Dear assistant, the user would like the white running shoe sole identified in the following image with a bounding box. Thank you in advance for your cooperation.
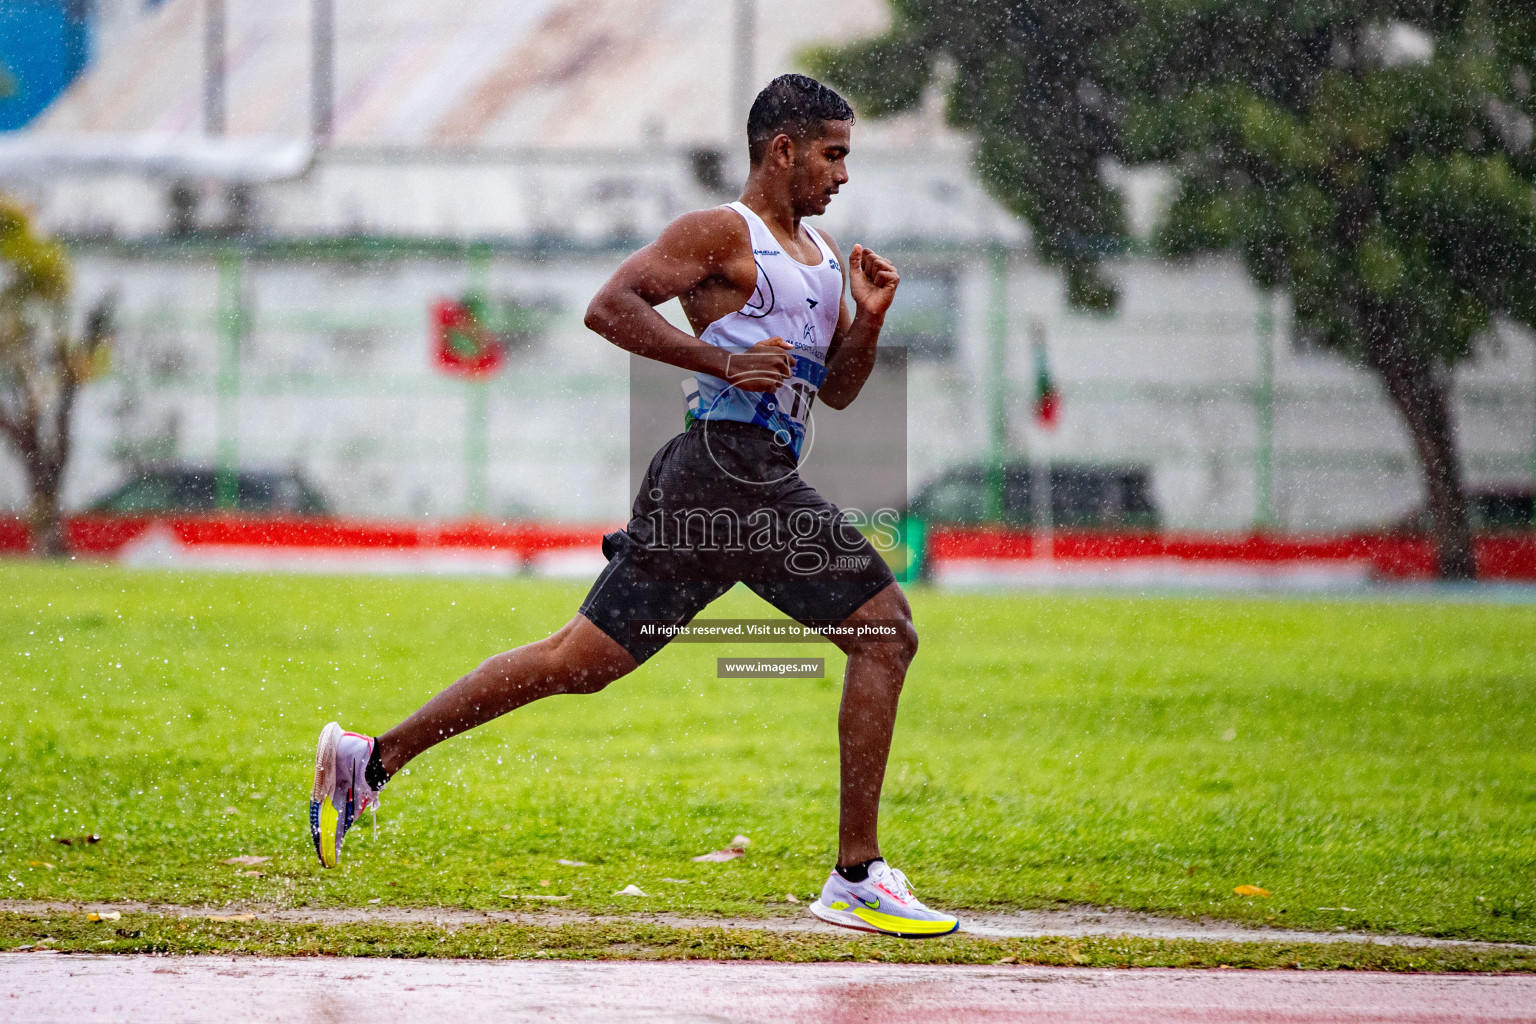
[309,722,342,867]
[809,899,885,934]
[311,721,340,803]
[808,898,960,939]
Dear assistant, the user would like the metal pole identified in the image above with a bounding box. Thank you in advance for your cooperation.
[1029,319,1052,560]
[465,244,493,517]
[985,246,1008,523]
[469,243,491,301]
[1035,456,1053,559]
[465,382,489,517]
[1255,289,1275,530]
[731,0,756,134]
[312,0,334,144]
[203,0,226,136]
[215,250,242,509]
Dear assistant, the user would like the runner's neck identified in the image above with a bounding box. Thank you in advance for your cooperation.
[735,183,812,257]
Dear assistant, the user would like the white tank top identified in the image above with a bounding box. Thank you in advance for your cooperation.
[684,201,843,457]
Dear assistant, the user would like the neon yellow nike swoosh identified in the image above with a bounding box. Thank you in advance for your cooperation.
[852,906,958,935]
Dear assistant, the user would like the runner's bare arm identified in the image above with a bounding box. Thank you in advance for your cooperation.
[817,233,899,410]
[584,210,793,392]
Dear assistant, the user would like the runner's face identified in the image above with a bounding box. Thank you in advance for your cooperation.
[791,120,851,217]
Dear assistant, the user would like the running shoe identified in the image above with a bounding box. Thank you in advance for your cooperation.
[309,722,382,868]
[808,859,960,938]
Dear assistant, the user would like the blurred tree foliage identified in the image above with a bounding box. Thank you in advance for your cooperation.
[0,197,113,555]
[809,0,1136,310]
[810,1,1536,579]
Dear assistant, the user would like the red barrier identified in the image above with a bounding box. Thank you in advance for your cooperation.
[0,515,610,561]
[3,516,1533,581]
[927,527,1536,581]
[0,517,28,552]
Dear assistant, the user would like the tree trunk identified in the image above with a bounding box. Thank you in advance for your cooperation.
[3,408,70,557]
[1361,323,1476,581]
[18,428,68,557]
[0,419,60,557]
[27,482,66,557]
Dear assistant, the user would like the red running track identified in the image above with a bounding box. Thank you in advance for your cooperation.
[1,955,1533,1023]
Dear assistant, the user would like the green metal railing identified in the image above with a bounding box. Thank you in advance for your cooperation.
[214,249,244,509]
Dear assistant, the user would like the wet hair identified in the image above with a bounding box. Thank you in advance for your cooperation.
[746,73,854,165]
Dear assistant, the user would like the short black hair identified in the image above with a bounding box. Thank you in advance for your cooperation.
[746,73,854,165]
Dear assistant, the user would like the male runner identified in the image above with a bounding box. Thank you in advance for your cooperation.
[308,74,958,939]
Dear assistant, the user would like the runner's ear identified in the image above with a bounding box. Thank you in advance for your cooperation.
[767,132,796,168]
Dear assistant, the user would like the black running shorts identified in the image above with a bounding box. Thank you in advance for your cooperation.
[579,419,897,664]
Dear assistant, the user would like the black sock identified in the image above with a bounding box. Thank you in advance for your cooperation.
[364,742,391,791]
[835,857,883,884]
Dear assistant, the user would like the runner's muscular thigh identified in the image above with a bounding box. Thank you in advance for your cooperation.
[826,582,918,663]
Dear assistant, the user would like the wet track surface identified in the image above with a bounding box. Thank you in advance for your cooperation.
[2,954,1533,1023]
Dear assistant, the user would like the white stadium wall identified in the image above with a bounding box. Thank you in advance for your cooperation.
[4,231,1531,532]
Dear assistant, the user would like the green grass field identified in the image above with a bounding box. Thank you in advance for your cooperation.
[2,563,1533,947]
